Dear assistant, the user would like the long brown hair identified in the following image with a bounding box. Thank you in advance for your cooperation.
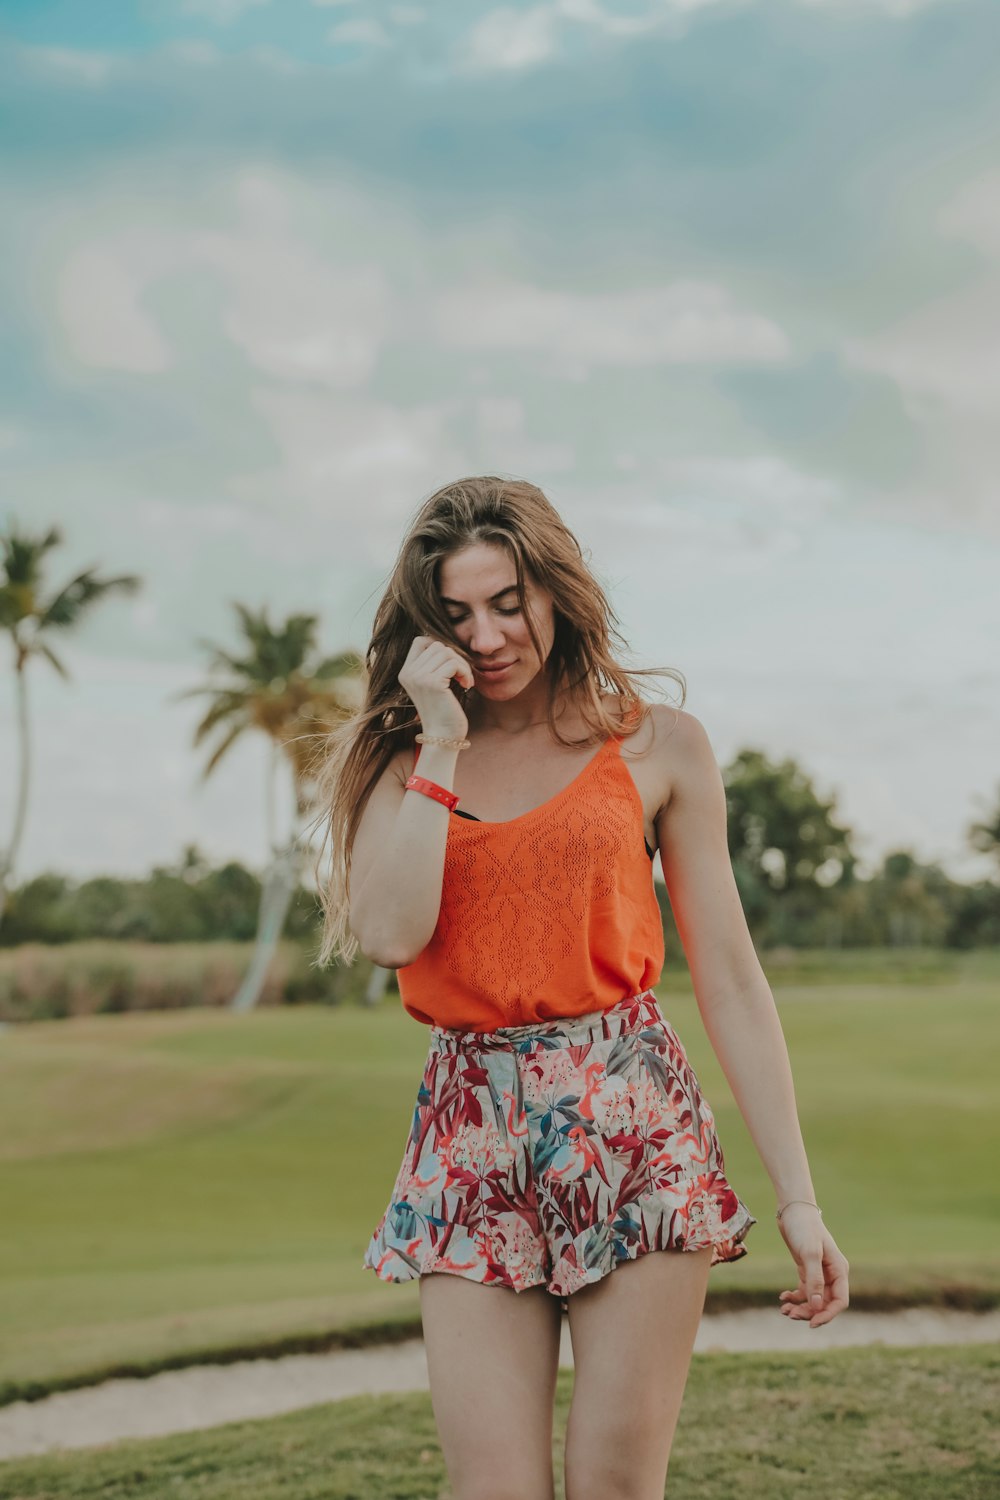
[307,475,685,966]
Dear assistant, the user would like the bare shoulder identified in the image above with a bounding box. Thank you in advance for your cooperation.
[647,704,716,766]
[618,700,714,819]
[651,705,729,850]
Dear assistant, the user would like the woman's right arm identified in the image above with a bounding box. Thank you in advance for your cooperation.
[348,740,461,968]
[348,633,474,968]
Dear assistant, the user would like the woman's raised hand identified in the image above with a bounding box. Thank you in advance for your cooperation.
[398,635,475,741]
[777,1205,850,1328]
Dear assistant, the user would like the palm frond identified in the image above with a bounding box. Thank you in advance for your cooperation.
[35,642,71,679]
[0,522,65,584]
[41,569,141,630]
[0,586,27,629]
[191,693,252,747]
[199,718,249,779]
[311,650,365,680]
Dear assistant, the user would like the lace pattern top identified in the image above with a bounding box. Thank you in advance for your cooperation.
[396,731,665,1031]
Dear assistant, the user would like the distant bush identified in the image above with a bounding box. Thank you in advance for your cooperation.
[0,940,383,1024]
[0,847,328,949]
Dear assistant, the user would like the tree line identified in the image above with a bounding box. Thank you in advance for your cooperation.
[3,818,998,956]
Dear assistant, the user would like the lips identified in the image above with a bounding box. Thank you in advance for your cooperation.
[476,661,515,673]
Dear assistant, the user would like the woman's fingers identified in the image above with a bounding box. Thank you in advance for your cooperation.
[776,1223,850,1327]
[411,639,472,680]
[400,637,474,696]
[778,1259,850,1326]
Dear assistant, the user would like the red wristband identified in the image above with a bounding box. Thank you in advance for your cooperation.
[404,774,460,812]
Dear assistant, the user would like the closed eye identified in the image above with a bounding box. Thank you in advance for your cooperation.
[447,606,521,622]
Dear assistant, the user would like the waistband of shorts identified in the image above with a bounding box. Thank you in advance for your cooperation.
[428,988,663,1053]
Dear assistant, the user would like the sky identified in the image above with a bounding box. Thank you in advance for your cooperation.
[1,0,999,889]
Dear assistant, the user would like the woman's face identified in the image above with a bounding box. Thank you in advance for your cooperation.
[436,542,555,698]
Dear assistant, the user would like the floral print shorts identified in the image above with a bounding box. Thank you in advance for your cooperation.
[363,988,757,1307]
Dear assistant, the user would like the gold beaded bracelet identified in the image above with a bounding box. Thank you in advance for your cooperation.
[775,1199,823,1222]
[415,732,472,750]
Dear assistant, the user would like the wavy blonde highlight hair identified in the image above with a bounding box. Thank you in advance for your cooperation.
[307,475,685,967]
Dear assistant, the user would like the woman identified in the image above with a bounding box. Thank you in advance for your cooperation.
[313,475,849,1500]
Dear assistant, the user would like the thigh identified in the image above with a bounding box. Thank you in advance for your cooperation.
[420,1271,564,1500]
[563,1247,712,1500]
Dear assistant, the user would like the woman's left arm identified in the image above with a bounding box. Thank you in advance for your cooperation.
[654,709,850,1328]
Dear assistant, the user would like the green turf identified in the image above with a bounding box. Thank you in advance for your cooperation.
[1,952,999,1403]
[0,1344,997,1499]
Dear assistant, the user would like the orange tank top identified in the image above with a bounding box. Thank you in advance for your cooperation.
[396,731,665,1031]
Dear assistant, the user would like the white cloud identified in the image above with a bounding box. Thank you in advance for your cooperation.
[940,169,1000,259]
[18,45,117,86]
[795,0,955,13]
[844,169,1000,421]
[454,0,952,74]
[327,18,392,46]
[431,278,790,374]
[164,39,222,65]
[177,0,272,23]
[48,172,393,385]
[835,165,1000,532]
[459,0,726,76]
[231,388,468,554]
[473,395,575,474]
[196,234,391,386]
[842,273,1000,533]
[570,453,839,581]
[844,279,1000,419]
[657,453,840,515]
[56,237,178,372]
[558,0,720,30]
[455,6,560,73]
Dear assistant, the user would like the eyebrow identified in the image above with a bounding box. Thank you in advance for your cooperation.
[439,585,519,607]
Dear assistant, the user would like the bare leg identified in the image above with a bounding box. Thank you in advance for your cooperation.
[563,1247,712,1500]
[420,1272,564,1500]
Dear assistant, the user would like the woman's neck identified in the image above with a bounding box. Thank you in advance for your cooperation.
[465,674,568,736]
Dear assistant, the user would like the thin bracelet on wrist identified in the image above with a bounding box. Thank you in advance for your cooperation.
[415,732,471,750]
[775,1199,823,1222]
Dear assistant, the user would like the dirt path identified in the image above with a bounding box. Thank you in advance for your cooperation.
[2,1308,998,1461]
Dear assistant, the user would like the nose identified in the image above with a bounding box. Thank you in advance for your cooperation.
[466,613,507,656]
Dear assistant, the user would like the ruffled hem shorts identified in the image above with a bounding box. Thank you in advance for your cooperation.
[362,988,757,1310]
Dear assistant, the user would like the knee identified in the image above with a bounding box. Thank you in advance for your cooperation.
[566,1472,664,1500]
[456,1487,553,1500]
[449,1462,554,1500]
[565,1427,672,1500]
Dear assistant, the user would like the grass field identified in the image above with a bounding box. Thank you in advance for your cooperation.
[1,949,998,1405]
[0,1344,997,1499]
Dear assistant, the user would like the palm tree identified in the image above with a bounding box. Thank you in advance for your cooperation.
[0,520,141,923]
[175,603,362,1011]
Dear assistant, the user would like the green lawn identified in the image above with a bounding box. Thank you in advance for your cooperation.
[0,1344,997,1499]
[1,951,998,1404]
